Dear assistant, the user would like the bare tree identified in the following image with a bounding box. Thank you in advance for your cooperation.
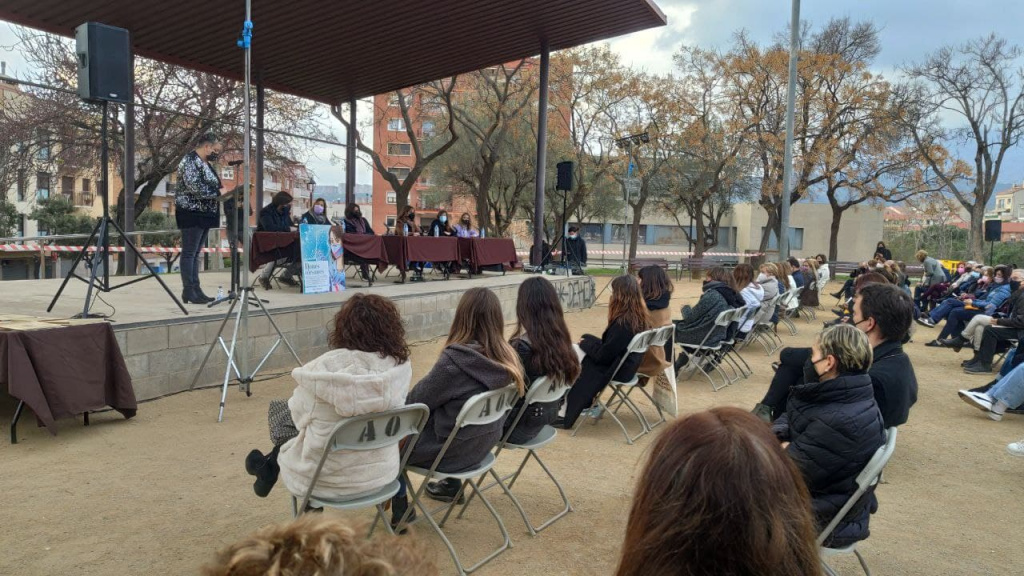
[898,34,1024,260]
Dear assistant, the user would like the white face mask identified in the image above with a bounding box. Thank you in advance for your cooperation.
[756,272,768,283]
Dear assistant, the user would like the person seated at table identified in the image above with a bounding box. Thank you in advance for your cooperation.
[564,226,588,272]
[503,277,582,445]
[454,212,480,238]
[559,275,651,429]
[396,205,425,281]
[257,192,299,289]
[392,288,524,516]
[342,203,374,235]
[242,294,412,500]
[614,408,822,576]
[429,209,459,275]
[772,324,886,548]
[299,197,330,226]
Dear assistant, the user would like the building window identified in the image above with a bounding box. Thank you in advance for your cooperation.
[574,223,604,243]
[16,169,26,201]
[162,201,171,214]
[271,172,280,183]
[387,167,411,182]
[61,175,74,195]
[385,215,397,230]
[420,121,436,137]
[762,227,804,251]
[17,216,25,238]
[386,191,397,205]
[418,173,432,186]
[36,129,50,161]
[648,225,690,246]
[82,178,91,192]
[387,118,406,131]
[611,224,647,245]
[36,172,50,201]
[221,166,235,180]
[388,142,412,156]
[388,93,410,107]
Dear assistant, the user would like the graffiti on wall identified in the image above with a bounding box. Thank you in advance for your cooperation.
[558,276,596,311]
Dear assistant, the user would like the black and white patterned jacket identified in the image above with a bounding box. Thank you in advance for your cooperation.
[175,151,220,215]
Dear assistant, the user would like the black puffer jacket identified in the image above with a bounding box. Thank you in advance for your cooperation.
[774,372,886,547]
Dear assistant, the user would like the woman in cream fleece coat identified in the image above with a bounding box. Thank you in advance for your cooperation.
[245,294,413,501]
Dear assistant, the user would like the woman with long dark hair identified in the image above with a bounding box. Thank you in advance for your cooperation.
[503,277,582,444]
[395,205,424,280]
[299,197,330,225]
[396,288,525,513]
[637,266,674,377]
[560,275,651,428]
[615,407,822,576]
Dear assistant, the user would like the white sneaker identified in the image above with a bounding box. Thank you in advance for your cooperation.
[958,390,1004,421]
[1007,439,1024,458]
[916,317,935,328]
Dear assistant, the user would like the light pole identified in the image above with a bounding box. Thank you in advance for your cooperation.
[307,176,316,207]
[615,131,649,270]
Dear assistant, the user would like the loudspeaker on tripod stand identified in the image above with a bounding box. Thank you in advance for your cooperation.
[985,220,1002,242]
[76,22,132,103]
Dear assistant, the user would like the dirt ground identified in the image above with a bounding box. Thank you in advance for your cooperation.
[2,276,1023,575]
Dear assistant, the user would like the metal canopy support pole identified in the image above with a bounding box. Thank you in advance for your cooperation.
[346,99,356,205]
[123,45,136,275]
[778,0,800,260]
[532,44,550,266]
[239,0,253,385]
[255,79,265,214]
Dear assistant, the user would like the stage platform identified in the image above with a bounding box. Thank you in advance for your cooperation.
[0,270,596,402]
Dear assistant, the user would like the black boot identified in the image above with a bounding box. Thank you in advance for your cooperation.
[948,336,968,353]
[194,287,215,304]
[245,446,280,498]
[426,478,465,504]
[181,286,204,304]
[390,495,416,534]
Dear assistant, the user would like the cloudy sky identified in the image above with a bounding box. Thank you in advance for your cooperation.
[2,0,1023,188]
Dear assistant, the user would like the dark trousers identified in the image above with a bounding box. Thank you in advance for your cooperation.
[976,326,1020,366]
[564,358,611,427]
[179,226,210,293]
[759,347,812,420]
[939,307,982,340]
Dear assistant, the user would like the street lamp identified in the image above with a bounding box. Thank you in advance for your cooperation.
[307,176,316,207]
[613,131,649,272]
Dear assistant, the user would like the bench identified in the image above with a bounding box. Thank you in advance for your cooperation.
[629,258,669,275]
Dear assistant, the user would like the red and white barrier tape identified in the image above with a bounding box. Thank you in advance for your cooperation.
[0,244,239,254]
[514,249,762,258]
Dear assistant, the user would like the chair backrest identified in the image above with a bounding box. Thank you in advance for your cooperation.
[454,385,521,429]
[649,324,675,348]
[713,308,737,327]
[816,427,899,546]
[498,376,571,449]
[625,328,661,355]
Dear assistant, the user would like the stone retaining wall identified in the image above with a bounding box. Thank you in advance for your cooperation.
[114,274,596,401]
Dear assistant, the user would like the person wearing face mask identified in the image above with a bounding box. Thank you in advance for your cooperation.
[341,203,375,282]
[396,205,425,280]
[944,268,1024,372]
[300,198,331,226]
[257,192,300,289]
[874,241,892,261]
[564,225,588,273]
[453,212,479,238]
[428,209,458,276]
[923,266,1011,341]
[754,283,918,428]
[771,323,886,549]
[175,132,224,304]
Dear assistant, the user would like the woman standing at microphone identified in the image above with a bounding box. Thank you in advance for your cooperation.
[175,132,223,304]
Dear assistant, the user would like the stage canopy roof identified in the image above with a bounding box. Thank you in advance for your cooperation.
[0,0,667,104]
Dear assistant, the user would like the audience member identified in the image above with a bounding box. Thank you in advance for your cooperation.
[673,267,744,371]
[816,254,831,284]
[832,261,869,300]
[561,275,651,428]
[914,249,945,304]
[637,265,674,374]
[201,515,438,576]
[788,257,806,288]
[300,197,331,225]
[614,408,822,576]
[923,266,1011,344]
[758,262,780,302]
[243,295,411,501]
[941,269,1024,372]
[799,258,820,308]
[503,277,581,445]
[257,192,300,289]
[959,358,1024,420]
[874,241,892,261]
[772,323,886,548]
[396,288,524,519]
[777,261,801,313]
[755,283,917,427]
[733,263,764,337]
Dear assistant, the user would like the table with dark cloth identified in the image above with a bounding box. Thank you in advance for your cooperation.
[1,323,137,443]
[382,236,461,282]
[458,238,518,275]
[249,231,389,275]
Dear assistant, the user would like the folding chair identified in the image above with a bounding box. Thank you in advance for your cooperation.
[819,427,899,576]
[778,286,803,336]
[676,309,737,391]
[610,324,675,432]
[738,294,784,355]
[571,329,660,444]
[289,404,430,536]
[458,377,573,535]
[398,385,520,576]
[719,306,757,381]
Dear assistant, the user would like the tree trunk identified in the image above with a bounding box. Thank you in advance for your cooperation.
[693,216,707,259]
[758,209,777,255]
[828,204,843,262]
[476,161,495,232]
[628,200,644,260]
[970,202,986,261]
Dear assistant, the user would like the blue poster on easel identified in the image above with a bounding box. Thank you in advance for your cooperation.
[299,224,345,294]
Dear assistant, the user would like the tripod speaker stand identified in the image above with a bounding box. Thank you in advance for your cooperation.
[47,100,188,318]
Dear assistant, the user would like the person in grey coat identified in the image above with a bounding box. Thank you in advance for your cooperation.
[674,267,744,359]
[390,288,525,529]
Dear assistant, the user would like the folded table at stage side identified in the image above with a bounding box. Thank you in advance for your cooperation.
[458,237,519,272]
[249,231,389,273]
[1,323,137,443]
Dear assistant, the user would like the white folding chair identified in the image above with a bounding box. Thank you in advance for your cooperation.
[290,404,430,537]
[719,305,757,380]
[398,385,520,576]
[739,294,784,355]
[610,324,675,431]
[571,329,659,444]
[778,286,803,336]
[458,377,573,535]
[819,427,899,576]
[677,309,736,391]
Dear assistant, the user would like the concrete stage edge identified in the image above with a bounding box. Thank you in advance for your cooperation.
[0,271,597,401]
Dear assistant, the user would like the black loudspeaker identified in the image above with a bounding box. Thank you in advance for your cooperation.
[556,161,574,191]
[985,219,1003,242]
[76,22,132,103]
